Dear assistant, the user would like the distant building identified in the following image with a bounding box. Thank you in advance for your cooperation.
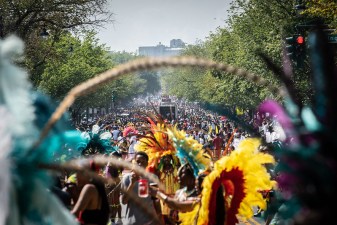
[170,39,185,48]
[138,39,185,57]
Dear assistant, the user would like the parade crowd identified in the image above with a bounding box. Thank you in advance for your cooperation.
[51,95,282,225]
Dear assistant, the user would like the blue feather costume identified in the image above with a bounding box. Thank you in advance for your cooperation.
[0,36,80,225]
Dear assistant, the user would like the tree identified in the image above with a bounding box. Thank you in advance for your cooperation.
[203,0,310,108]
[0,0,113,86]
[109,51,138,64]
[222,0,314,104]
[108,52,161,98]
[38,32,113,117]
[0,0,112,39]
[139,71,161,95]
[162,0,317,109]
[161,43,224,103]
[39,33,147,122]
[304,1,337,28]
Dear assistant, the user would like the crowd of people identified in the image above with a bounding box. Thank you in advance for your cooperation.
[1,29,335,225]
[51,95,282,225]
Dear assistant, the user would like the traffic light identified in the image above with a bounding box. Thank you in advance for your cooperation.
[285,34,306,66]
[285,36,297,59]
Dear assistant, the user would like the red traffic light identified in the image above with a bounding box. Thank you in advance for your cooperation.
[296,36,304,44]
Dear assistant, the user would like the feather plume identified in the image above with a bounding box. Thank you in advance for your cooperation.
[309,29,337,130]
[0,107,12,225]
[78,125,114,156]
[0,35,79,225]
[0,36,36,140]
[179,138,276,225]
[168,126,211,177]
[259,28,337,224]
[134,118,176,167]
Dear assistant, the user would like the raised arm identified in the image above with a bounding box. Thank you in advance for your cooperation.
[155,190,199,212]
[121,172,138,204]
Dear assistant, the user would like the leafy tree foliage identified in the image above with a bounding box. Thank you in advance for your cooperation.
[162,0,319,109]
[107,51,162,98]
[109,51,137,65]
[139,71,161,95]
[304,1,337,28]
[0,0,112,39]
[38,32,145,116]
[0,0,113,86]
[161,42,223,103]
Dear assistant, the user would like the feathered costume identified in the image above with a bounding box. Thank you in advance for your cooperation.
[257,28,337,224]
[0,36,79,225]
[135,116,180,216]
[79,124,114,156]
[134,117,176,167]
[167,126,211,177]
[122,122,138,137]
[179,138,276,225]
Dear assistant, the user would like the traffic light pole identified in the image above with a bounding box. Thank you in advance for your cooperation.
[285,34,306,68]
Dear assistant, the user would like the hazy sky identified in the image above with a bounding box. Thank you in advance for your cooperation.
[96,0,232,53]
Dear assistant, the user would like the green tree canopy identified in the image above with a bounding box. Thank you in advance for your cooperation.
[161,42,222,103]
[0,0,113,86]
[162,0,320,109]
[304,0,337,28]
[38,32,146,114]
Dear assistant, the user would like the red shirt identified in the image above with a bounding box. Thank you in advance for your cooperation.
[213,136,223,149]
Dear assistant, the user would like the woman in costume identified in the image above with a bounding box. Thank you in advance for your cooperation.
[134,116,180,224]
[71,160,109,225]
[152,138,276,225]
[164,127,212,224]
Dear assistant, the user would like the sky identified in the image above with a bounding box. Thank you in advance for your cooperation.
[96,0,232,53]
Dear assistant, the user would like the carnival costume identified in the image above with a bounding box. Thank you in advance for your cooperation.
[122,122,138,137]
[167,126,211,177]
[178,138,276,225]
[0,36,81,225]
[79,124,115,156]
[134,117,180,215]
[257,28,337,224]
[135,117,176,167]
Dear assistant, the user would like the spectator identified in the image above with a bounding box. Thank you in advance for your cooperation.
[212,133,223,159]
[121,151,159,225]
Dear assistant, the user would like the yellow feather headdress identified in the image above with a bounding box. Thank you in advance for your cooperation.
[134,118,176,167]
[179,138,276,225]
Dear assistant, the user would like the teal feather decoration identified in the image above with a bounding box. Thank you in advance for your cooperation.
[175,145,203,177]
[0,36,36,141]
[259,28,337,224]
[168,128,210,177]
[0,36,78,225]
[0,107,12,225]
[79,124,114,156]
